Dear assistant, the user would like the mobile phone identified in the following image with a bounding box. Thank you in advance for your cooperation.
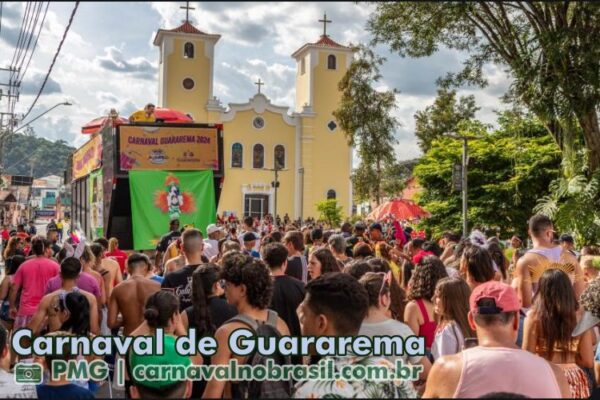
[464,337,478,349]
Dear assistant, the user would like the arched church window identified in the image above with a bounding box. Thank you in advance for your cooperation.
[231,143,243,168]
[327,189,336,200]
[327,54,336,70]
[253,144,264,169]
[301,57,306,75]
[184,42,194,58]
[274,145,285,170]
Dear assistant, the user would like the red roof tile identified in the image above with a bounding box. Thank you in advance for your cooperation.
[167,21,206,35]
[314,35,348,48]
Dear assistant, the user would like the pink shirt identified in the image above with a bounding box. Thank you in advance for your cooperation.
[12,257,60,316]
[454,347,562,398]
[45,272,101,299]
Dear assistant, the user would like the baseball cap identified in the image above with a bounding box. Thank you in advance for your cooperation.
[470,281,521,314]
[559,234,574,244]
[572,278,600,337]
[369,223,382,232]
[206,223,223,235]
[128,334,191,390]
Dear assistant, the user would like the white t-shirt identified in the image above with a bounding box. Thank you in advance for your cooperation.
[0,369,37,398]
[203,239,219,260]
[431,320,465,361]
[358,319,423,366]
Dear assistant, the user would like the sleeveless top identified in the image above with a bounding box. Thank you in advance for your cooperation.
[454,347,562,398]
[415,299,436,349]
[525,247,577,295]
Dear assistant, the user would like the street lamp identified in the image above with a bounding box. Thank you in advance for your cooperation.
[13,101,73,134]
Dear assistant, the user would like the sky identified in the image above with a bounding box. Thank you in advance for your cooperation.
[0,1,512,160]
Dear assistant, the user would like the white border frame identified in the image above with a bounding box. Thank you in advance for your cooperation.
[183,41,195,59]
[182,76,195,91]
[251,143,266,169]
[273,144,287,170]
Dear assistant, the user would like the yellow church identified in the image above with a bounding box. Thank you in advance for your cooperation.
[152,13,354,220]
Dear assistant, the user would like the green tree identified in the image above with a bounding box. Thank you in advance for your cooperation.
[414,87,479,153]
[316,199,343,227]
[369,2,600,172]
[334,45,399,205]
[415,112,561,238]
[3,133,75,178]
[351,159,415,204]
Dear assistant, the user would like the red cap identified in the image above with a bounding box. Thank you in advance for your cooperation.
[470,281,521,314]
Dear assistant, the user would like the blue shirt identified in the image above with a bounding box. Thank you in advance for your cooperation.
[150,274,164,284]
[595,343,600,362]
[37,383,94,400]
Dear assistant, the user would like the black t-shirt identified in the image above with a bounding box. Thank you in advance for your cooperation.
[185,296,237,398]
[161,264,199,311]
[185,296,237,332]
[286,255,307,283]
[51,243,61,257]
[156,230,181,253]
[270,275,305,337]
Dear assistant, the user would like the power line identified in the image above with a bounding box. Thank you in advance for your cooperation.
[0,2,4,39]
[13,2,44,84]
[21,1,79,121]
[17,2,49,86]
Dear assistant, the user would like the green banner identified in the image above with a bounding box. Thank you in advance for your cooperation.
[129,170,216,250]
[89,169,104,240]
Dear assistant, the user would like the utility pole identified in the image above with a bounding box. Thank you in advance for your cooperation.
[448,133,482,237]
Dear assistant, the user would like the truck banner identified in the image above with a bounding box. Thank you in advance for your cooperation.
[89,169,104,240]
[119,126,219,171]
[128,170,216,250]
[72,135,102,180]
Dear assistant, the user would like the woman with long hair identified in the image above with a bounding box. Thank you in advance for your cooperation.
[523,269,593,398]
[308,247,340,280]
[181,264,236,398]
[0,255,25,329]
[404,256,448,352]
[359,272,431,380]
[367,257,407,321]
[58,291,91,337]
[431,277,475,360]
[182,264,237,333]
[486,242,509,283]
[3,237,24,260]
[460,245,496,289]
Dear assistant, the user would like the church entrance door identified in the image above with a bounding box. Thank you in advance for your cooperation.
[244,194,269,219]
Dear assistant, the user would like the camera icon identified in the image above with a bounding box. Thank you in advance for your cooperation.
[14,363,43,384]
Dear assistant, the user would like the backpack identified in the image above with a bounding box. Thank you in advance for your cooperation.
[227,310,292,399]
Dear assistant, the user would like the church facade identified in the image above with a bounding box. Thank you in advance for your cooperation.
[153,18,354,220]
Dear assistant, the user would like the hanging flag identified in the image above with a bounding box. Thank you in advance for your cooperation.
[129,170,216,250]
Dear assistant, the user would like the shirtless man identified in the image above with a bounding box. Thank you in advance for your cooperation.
[513,214,584,309]
[108,253,160,335]
[92,241,123,298]
[28,257,99,335]
[163,238,186,276]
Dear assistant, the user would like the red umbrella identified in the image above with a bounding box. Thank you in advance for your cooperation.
[154,107,193,123]
[81,116,128,134]
[367,199,430,221]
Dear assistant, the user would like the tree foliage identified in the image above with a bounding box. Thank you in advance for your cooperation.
[369,2,600,172]
[316,199,343,227]
[414,87,479,153]
[334,45,399,205]
[3,133,74,178]
[414,112,561,238]
[351,159,415,204]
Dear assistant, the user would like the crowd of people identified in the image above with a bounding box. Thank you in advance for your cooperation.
[0,212,599,399]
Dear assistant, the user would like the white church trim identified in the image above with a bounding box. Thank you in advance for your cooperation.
[220,93,296,126]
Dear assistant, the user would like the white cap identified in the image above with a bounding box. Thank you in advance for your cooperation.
[206,223,223,235]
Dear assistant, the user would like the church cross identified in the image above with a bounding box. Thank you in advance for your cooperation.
[319,12,332,37]
[254,78,264,94]
[180,1,195,23]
